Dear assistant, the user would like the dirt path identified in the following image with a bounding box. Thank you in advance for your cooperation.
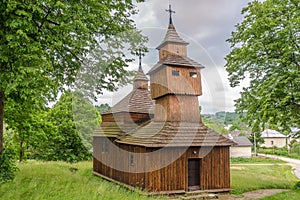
[218,189,290,200]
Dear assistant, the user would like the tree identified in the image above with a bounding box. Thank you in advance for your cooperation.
[72,91,101,149]
[248,132,264,148]
[229,122,242,132]
[225,0,300,134]
[0,1,146,154]
[96,103,111,115]
[34,91,94,162]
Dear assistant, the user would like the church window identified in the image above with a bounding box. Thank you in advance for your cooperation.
[190,72,197,78]
[172,70,179,76]
[102,139,108,153]
[130,154,134,166]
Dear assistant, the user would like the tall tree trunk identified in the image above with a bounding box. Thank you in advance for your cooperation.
[0,91,4,154]
[19,138,24,162]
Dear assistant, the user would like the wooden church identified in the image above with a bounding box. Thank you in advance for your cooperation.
[93,6,234,194]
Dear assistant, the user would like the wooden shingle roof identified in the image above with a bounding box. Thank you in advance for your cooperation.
[92,122,150,138]
[157,24,189,50]
[135,66,149,81]
[117,122,235,147]
[147,55,205,75]
[102,89,154,115]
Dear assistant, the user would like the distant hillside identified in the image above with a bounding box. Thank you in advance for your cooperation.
[201,111,249,134]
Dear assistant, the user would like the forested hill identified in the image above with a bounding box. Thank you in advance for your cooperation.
[201,111,248,134]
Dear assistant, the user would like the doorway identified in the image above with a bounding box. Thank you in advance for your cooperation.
[188,159,201,191]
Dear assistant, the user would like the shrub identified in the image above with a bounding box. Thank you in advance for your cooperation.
[0,147,18,183]
[291,142,300,155]
[293,181,300,190]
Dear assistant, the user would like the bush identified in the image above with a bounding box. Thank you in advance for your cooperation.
[0,147,18,183]
[291,142,300,155]
[293,181,300,190]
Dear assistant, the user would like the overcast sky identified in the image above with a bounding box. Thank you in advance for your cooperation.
[97,0,252,114]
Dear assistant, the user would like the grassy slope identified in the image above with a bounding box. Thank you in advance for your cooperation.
[0,161,164,200]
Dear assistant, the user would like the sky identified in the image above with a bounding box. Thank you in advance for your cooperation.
[96,0,252,114]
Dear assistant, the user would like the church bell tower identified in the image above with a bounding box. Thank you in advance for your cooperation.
[147,5,205,123]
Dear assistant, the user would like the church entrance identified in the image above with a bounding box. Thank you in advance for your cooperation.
[188,159,201,191]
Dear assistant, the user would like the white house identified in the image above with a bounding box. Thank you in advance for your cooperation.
[229,136,252,158]
[261,129,287,148]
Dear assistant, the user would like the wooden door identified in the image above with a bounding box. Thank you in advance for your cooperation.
[188,159,201,190]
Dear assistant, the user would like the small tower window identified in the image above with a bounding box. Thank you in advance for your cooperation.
[172,70,179,76]
[190,72,197,78]
[130,154,134,166]
[102,139,108,153]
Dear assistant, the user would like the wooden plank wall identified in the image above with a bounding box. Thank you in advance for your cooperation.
[94,140,230,193]
[150,67,169,99]
[150,66,202,99]
[93,137,147,189]
[195,146,230,190]
[144,146,230,192]
[145,147,186,192]
[167,66,202,96]
[159,44,187,60]
[154,95,200,122]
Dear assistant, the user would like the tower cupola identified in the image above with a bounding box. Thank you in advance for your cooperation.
[133,51,149,90]
[147,5,205,123]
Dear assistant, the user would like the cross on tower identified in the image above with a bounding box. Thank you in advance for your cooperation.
[138,49,145,70]
[166,4,175,25]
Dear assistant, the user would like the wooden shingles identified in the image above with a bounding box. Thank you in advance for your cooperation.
[157,23,189,50]
[117,122,235,147]
[102,89,154,115]
[148,55,204,75]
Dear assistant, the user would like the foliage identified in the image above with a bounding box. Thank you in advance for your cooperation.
[0,128,18,183]
[0,0,147,154]
[5,98,47,162]
[96,103,111,114]
[33,91,93,162]
[238,132,247,136]
[248,132,264,148]
[72,91,101,149]
[0,147,18,183]
[229,122,242,131]
[293,181,300,190]
[202,112,249,135]
[258,146,300,160]
[290,142,300,155]
[0,161,164,200]
[225,0,300,134]
[230,157,285,164]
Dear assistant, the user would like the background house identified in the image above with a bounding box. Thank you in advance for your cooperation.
[261,129,287,148]
[228,136,252,158]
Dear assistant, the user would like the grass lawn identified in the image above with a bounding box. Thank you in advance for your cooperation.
[0,160,164,200]
[230,157,298,194]
[261,190,300,200]
[230,157,286,164]
[0,158,298,199]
